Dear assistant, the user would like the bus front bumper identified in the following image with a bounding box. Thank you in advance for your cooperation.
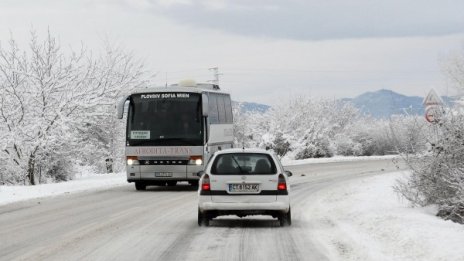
[126,164,203,182]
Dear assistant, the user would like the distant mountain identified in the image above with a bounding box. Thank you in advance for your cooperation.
[342,89,454,119]
[234,89,454,118]
[233,101,271,113]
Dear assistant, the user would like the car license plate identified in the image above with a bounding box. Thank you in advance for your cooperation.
[155,172,172,177]
[229,184,259,193]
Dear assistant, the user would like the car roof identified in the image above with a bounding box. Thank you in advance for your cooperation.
[214,148,274,155]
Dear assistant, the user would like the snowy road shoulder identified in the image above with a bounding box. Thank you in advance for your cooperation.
[0,172,127,206]
[0,155,398,207]
[304,171,464,261]
[282,155,399,166]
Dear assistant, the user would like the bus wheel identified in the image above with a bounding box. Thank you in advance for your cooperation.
[135,182,146,191]
[167,181,177,186]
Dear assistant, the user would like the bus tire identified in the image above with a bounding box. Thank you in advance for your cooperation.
[135,182,146,191]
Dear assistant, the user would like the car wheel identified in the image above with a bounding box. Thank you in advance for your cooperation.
[279,208,291,227]
[167,181,177,186]
[286,208,292,226]
[198,209,202,226]
[135,182,146,191]
[198,210,209,227]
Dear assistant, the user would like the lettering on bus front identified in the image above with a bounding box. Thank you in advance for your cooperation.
[140,93,190,99]
[129,147,194,156]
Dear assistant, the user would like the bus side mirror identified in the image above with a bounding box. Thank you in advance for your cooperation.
[202,93,209,117]
[117,96,129,119]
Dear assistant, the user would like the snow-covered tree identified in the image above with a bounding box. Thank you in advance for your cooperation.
[395,46,464,223]
[0,30,147,185]
[233,97,361,159]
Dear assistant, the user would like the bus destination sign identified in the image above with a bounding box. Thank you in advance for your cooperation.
[140,93,190,99]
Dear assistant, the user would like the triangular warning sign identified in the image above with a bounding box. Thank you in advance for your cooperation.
[423,89,443,106]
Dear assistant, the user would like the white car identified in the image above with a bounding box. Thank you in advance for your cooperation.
[197,148,292,226]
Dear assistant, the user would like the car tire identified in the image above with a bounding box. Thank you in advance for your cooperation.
[167,181,177,186]
[198,209,209,227]
[198,210,202,226]
[135,182,146,191]
[286,208,292,226]
[279,208,291,227]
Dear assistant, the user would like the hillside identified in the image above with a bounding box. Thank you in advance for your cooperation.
[342,89,453,118]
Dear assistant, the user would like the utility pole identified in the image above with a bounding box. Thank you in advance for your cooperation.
[208,67,222,85]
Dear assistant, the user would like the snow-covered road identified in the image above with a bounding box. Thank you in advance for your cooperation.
[0,159,401,261]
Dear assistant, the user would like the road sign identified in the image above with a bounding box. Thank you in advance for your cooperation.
[423,89,443,107]
[425,106,439,123]
[423,89,444,124]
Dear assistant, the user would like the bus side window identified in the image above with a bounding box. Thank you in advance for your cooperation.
[208,93,219,124]
[224,95,233,124]
[217,94,226,123]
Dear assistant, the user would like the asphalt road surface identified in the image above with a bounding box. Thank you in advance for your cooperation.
[0,159,405,261]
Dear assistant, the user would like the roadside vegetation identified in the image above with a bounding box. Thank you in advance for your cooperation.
[0,30,147,185]
[394,47,464,224]
[233,100,425,159]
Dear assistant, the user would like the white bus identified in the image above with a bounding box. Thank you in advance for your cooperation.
[117,82,234,190]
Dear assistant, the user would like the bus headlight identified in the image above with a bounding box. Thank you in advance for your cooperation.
[189,156,203,165]
[127,156,139,165]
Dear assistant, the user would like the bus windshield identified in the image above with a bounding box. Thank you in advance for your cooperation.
[127,92,203,146]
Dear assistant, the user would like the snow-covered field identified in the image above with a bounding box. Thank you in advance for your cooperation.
[0,172,127,206]
[305,171,464,261]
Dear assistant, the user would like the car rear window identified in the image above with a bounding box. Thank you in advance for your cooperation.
[211,153,277,175]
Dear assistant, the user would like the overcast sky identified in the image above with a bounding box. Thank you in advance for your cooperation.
[1,0,464,105]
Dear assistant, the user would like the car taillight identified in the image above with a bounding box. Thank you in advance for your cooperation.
[277,174,287,191]
[201,174,210,191]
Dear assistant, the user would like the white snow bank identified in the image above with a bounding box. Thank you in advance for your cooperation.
[304,172,464,261]
[282,155,399,166]
[0,172,127,206]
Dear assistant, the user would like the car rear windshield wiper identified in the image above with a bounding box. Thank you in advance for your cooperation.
[231,156,245,174]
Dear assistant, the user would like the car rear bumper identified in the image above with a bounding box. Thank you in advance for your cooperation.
[198,198,290,212]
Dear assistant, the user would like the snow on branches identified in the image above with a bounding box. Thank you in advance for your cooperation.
[0,30,147,185]
[395,47,464,224]
[233,97,397,160]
